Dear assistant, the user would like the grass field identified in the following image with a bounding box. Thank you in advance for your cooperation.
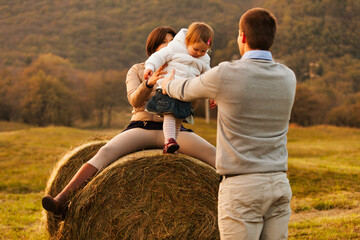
[0,120,359,239]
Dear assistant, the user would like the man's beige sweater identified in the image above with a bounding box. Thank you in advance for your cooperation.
[166,58,296,175]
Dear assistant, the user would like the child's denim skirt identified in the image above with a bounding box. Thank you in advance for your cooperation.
[145,89,193,120]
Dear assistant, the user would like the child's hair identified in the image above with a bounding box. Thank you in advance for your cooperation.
[185,22,214,49]
[146,26,177,57]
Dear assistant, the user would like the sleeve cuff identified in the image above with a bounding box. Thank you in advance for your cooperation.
[145,64,155,72]
[145,80,153,88]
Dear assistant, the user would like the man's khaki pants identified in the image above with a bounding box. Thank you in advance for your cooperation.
[218,172,292,240]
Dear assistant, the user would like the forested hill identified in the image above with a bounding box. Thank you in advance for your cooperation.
[1,0,359,74]
[0,0,251,71]
[0,0,360,127]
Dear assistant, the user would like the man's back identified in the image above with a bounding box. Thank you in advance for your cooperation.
[215,58,296,175]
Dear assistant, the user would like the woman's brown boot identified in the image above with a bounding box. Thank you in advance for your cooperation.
[42,163,98,219]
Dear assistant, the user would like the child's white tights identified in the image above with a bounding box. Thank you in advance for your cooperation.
[163,114,182,143]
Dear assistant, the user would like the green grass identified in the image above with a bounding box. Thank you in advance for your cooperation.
[287,125,360,239]
[0,192,47,240]
[0,121,359,239]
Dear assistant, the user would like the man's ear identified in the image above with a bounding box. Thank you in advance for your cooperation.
[241,32,246,43]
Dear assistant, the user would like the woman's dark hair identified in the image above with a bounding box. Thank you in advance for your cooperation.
[146,26,176,57]
[240,8,277,50]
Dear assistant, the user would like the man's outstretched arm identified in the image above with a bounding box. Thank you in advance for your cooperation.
[162,67,219,102]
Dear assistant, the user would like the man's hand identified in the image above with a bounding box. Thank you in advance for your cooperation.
[209,99,217,109]
[161,69,175,95]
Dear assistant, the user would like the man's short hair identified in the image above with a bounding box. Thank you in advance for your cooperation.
[240,8,277,50]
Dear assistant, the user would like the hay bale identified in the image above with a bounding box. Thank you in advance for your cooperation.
[45,144,220,240]
[43,140,108,236]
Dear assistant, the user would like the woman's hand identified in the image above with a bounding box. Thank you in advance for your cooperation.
[146,64,168,87]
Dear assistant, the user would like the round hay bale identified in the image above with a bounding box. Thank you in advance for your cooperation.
[43,140,108,236]
[51,149,220,240]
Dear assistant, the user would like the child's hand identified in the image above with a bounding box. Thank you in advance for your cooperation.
[209,99,217,109]
[144,69,153,80]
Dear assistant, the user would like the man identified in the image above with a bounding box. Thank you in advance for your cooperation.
[162,8,296,240]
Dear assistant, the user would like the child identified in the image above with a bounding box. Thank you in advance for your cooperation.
[143,22,214,154]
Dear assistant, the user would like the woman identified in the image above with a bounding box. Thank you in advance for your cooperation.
[42,26,216,219]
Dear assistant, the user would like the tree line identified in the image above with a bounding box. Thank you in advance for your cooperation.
[1,53,360,127]
[0,54,128,127]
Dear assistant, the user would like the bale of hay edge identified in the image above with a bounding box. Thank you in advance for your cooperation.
[45,143,220,239]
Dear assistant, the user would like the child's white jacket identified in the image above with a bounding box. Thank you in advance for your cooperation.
[145,28,211,88]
